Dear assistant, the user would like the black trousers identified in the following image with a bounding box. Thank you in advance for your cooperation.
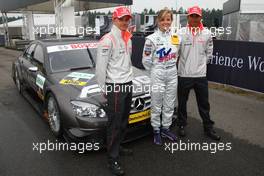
[106,81,133,161]
[177,77,214,130]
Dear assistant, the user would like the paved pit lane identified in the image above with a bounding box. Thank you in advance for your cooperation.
[0,47,263,176]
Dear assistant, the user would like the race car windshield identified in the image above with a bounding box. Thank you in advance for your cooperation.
[49,49,96,72]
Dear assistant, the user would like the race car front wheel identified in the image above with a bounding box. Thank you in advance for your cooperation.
[14,69,22,93]
[47,93,63,138]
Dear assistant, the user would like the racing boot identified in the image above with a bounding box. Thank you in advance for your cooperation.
[161,128,178,142]
[153,130,162,145]
[204,128,221,141]
[108,159,125,176]
[178,126,186,137]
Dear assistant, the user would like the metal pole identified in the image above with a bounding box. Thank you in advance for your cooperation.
[54,0,65,39]
[1,12,10,47]
[173,0,180,29]
[22,11,27,40]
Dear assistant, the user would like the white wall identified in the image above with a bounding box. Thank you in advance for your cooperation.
[240,0,264,13]
[61,6,76,35]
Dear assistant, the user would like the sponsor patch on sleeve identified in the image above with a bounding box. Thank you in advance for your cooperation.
[144,44,153,56]
[144,51,151,56]
[101,44,111,56]
[102,48,109,53]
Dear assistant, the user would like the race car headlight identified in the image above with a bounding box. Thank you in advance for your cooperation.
[71,101,106,118]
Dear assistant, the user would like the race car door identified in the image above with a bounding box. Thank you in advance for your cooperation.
[27,44,46,99]
[20,43,37,88]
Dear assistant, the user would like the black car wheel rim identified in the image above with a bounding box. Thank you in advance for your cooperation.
[47,96,60,133]
[15,70,21,92]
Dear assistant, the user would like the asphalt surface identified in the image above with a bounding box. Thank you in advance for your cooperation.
[0,47,264,176]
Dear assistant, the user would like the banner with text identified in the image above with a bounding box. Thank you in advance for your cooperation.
[131,37,264,93]
[207,40,264,93]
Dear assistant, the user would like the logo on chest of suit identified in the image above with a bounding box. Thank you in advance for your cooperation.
[156,47,176,62]
[119,45,126,54]
[119,50,125,54]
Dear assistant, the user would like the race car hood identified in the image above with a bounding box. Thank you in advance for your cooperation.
[49,67,150,107]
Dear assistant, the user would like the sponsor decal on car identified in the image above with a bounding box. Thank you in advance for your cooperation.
[129,109,151,124]
[47,42,98,53]
[79,84,102,98]
[59,72,95,86]
[59,79,88,86]
[67,72,95,80]
[36,74,46,89]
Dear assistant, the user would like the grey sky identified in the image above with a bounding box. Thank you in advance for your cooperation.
[131,0,227,12]
[3,0,228,17]
[94,0,228,13]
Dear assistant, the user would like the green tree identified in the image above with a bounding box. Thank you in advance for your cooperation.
[148,8,155,14]
[178,7,184,14]
[202,8,222,27]
[0,16,22,24]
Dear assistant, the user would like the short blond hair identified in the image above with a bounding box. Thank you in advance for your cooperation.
[156,7,173,23]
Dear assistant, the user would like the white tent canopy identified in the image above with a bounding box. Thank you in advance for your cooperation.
[240,0,264,13]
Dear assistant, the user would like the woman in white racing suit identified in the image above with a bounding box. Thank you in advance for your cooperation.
[142,8,180,145]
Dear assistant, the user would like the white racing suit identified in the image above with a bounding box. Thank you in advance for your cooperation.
[142,29,180,131]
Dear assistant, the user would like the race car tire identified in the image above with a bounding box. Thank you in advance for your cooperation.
[46,93,63,138]
[14,68,23,93]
